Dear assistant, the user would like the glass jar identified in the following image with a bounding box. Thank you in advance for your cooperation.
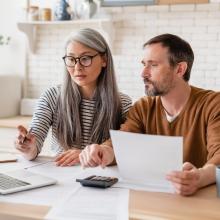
[40,8,52,21]
[28,6,39,21]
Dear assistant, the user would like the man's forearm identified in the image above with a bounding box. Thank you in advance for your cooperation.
[100,143,116,166]
[198,164,216,188]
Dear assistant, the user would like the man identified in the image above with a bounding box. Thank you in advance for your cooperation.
[79,34,220,196]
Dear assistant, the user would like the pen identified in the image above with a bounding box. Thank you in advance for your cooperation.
[24,160,54,169]
[22,127,33,144]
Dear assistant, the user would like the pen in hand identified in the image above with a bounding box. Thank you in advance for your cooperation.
[21,128,33,144]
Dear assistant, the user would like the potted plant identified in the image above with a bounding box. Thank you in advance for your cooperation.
[0,35,12,74]
[0,35,11,45]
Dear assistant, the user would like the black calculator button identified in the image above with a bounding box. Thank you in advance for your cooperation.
[76,175,118,188]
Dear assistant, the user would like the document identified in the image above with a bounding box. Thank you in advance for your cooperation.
[110,130,183,193]
[46,186,129,220]
[0,158,83,206]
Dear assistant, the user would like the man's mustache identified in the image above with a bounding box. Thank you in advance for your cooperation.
[143,78,152,84]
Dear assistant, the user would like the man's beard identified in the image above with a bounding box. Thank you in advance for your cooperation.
[144,79,165,96]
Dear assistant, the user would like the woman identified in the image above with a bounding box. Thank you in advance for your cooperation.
[15,28,132,166]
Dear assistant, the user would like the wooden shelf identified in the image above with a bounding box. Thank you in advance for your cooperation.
[158,0,209,4]
[17,18,114,53]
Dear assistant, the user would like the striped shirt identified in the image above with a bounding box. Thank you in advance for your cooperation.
[30,86,132,155]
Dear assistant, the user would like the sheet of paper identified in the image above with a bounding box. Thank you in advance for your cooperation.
[0,156,83,206]
[0,158,125,209]
[46,186,129,220]
[110,130,183,193]
[0,177,79,206]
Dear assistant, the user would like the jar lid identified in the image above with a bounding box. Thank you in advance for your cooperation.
[29,6,39,10]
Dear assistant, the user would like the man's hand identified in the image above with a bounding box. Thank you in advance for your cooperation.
[55,149,81,166]
[166,162,201,196]
[79,144,115,168]
[166,162,216,196]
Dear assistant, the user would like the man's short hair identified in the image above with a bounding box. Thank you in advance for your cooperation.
[143,34,194,82]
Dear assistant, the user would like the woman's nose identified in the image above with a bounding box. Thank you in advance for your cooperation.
[74,60,83,70]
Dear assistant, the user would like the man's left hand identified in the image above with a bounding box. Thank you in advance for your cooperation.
[166,162,201,196]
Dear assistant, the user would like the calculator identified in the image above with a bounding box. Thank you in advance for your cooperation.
[76,175,118,188]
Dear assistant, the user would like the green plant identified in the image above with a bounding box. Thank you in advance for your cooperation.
[0,35,11,45]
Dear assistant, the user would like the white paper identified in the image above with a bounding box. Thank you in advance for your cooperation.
[0,157,129,220]
[0,156,83,205]
[110,130,183,192]
[46,186,129,220]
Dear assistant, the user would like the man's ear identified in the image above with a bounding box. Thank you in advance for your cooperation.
[176,62,187,78]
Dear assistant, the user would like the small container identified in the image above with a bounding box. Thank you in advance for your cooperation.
[28,6,39,21]
[40,8,52,21]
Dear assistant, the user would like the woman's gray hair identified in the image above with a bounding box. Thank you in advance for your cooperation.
[57,28,122,149]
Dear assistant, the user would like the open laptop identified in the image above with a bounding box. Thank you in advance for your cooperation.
[110,130,183,192]
[0,169,57,195]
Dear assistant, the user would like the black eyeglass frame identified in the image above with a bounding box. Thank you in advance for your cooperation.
[62,53,100,67]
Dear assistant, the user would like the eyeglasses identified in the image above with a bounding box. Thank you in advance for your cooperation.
[62,53,99,67]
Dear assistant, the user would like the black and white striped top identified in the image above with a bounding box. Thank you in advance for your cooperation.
[30,86,132,155]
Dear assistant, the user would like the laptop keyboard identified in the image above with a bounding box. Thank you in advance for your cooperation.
[0,173,30,190]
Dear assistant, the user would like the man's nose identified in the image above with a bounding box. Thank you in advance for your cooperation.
[141,66,151,78]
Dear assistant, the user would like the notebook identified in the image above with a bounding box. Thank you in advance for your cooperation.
[110,130,183,192]
[0,169,57,195]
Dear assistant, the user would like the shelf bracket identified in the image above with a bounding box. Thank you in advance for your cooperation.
[17,22,37,53]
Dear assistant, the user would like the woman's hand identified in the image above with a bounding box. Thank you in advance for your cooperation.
[55,149,82,166]
[14,125,38,160]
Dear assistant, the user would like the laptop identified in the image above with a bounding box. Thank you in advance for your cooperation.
[110,130,183,192]
[0,169,57,195]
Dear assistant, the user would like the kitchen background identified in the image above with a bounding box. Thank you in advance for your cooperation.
[0,0,219,153]
[0,0,220,107]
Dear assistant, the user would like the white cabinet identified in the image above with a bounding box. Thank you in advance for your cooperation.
[0,75,21,118]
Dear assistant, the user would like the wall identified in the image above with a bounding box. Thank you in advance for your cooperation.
[23,1,220,101]
[0,0,26,76]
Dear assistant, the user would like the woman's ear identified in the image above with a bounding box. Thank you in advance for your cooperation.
[101,54,107,67]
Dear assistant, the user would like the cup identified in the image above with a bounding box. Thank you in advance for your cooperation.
[216,165,220,197]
